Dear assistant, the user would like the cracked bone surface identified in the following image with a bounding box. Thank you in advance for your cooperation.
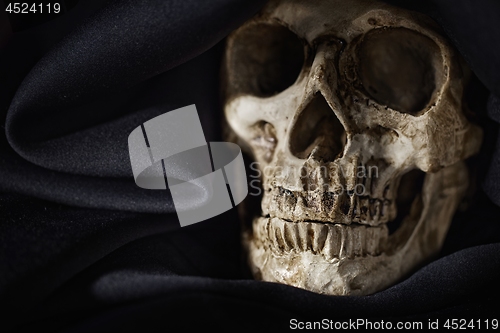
[222,0,483,295]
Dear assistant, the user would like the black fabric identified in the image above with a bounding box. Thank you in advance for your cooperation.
[1,0,500,331]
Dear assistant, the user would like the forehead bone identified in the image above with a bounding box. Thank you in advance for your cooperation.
[259,0,442,44]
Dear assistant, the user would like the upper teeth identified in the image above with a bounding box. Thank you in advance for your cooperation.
[261,187,397,226]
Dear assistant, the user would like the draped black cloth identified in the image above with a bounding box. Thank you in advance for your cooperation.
[1,0,499,331]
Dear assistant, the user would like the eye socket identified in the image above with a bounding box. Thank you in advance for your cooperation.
[225,23,305,97]
[357,28,441,115]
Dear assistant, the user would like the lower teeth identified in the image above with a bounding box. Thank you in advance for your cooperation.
[253,217,388,259]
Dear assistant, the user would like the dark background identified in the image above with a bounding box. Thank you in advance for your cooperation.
[1,0,500,331]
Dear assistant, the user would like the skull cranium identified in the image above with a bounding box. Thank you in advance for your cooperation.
[222,0,483,295]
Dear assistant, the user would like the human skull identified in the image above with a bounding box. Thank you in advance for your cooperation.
[222,0,483,295]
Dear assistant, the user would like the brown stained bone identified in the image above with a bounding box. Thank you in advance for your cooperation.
[222,0,483,295]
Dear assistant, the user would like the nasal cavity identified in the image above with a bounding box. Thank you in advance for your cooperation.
[289,93,346,162]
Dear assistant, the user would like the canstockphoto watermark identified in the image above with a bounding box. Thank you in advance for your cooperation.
[247,162,379,196]
[128,105,248,227]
